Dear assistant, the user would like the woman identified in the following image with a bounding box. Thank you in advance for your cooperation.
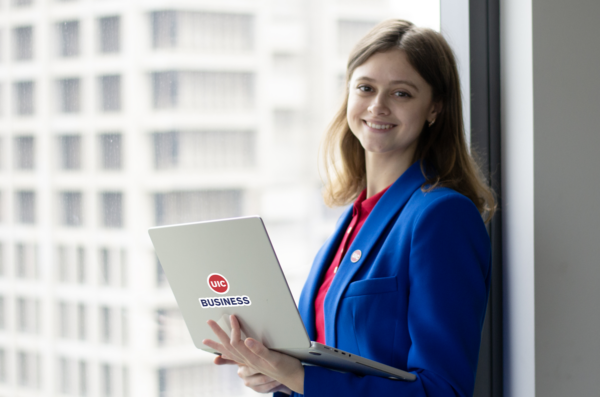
[203,19,495,397]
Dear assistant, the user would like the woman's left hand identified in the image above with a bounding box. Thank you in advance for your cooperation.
[202,315,305,395]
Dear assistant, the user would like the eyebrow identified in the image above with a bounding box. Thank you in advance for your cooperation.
[353,76,420,92]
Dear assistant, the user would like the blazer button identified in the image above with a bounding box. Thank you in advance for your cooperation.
[350,250,362,263]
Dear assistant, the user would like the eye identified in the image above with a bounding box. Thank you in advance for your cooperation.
[394,90,411,98]
[357,84,373,92]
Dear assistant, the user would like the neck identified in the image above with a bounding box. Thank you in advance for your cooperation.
[365,150,416,198]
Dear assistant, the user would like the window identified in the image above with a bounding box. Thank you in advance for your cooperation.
[0,349,6,383]
[57,21,80,57]
[16,190,36,224]
[17,350,41,389]
[0,191,3,223]
[0,243,4,276]
[152,71,254,111]
[151,11,176,49]
[151,11,254,53]
[99,133,122,170]
[78,303,86,340]
[17,297,40,334]
[98,16,120,53]
[77,246,86,284]
[14,136,35,169]
[15,243,38,279]
[60,192,83,226]
[79,361,88,396]
[13,26,33,60]
[158,364,244,397]
[121,308,128,345]
[0,296,5,329]
[57,78,81,113]
[101,192,123,228]
[100,247,110,285]
[153,130,255,170]
[13,0,33,7]
[155,190,242,226]
[151,71,177,109]
[57,245,69,282]
[337,20,378,56]
[57,135,81,170]
[99,75,121,112]
[58,301,70,338]
[59,357,70,394]
[14,81,35,115]
[100,307,111,343]
[156,309,189,346]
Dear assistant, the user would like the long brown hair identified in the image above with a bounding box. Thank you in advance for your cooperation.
[322,19,495,222]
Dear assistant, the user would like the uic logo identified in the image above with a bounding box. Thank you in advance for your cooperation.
[207,273,229,294]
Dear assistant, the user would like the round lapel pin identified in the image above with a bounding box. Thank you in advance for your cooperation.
[350,250,362,263]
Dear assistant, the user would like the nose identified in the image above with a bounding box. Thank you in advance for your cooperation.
[368,93,390,116]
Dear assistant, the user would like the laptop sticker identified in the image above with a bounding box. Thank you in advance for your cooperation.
[199,273,252,309]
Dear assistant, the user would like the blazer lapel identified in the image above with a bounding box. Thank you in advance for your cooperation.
[323,162,427,346]
[298,206,353,341]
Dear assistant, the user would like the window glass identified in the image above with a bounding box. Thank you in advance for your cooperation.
[0,2,440,396]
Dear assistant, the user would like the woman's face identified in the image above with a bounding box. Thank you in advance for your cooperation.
[347,49,440,161]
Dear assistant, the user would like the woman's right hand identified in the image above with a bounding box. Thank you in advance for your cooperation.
[214,355,292,395]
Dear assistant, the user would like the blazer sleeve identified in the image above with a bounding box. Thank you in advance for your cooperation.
[296,194,491,397]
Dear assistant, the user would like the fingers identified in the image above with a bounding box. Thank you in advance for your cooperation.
[213,355,239,366]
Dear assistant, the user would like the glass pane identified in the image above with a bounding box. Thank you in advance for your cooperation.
[0,2,440,396]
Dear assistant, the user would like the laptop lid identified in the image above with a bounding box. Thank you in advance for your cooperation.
[148,216,311,354]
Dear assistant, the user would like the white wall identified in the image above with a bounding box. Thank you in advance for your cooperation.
[502,0,600,395]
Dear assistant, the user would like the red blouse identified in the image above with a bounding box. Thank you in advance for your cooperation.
[314,186,390,344]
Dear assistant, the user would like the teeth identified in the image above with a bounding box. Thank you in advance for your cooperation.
[366,121,394,130]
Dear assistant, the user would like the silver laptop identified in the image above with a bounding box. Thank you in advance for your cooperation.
[148,216,416,381]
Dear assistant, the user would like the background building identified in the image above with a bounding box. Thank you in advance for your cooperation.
[0,0,438,396]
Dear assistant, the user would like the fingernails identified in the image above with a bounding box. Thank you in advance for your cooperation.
[245,339,255,348]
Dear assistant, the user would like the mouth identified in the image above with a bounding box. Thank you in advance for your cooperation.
[364,120,396,131]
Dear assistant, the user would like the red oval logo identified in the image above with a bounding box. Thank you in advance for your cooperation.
[207,273,229,294]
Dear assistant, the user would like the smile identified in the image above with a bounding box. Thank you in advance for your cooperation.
[365,120,395,130]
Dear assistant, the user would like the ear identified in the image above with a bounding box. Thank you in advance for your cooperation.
[428,101,443,123]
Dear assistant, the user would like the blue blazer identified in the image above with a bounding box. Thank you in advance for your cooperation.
[277,162,491,397]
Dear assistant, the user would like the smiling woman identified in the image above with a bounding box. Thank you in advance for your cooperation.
[204,19,496,397]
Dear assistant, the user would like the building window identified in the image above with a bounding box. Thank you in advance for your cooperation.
[77,246,86,284]
[14,81,35,115]
[13,26,33,61]
[0,191,3,224]
[156,309,189,346]
[60,192,83,226]
[153,130,255,170]
[77,303,86,340]
[14,136,35,170]
[15,243,38,279]
[100,247,110,285]
[16,190,36,224]
[0,243,4,276]
[58,301,70,338]
[151,71,178,109]
[151,71,254,112]
[57,21,80,57]
[151,11,177,49]
[0,296,5,330]
[100,307,111,343]
[99,133,122,170]
[13,0,33,7]
[337,20,378,57]
[158,364,244,397]
[101,192,123,228]
[0,349,6,383]
[59,357,71,394]
[98,16,120,53]
[57,245,69,283]
[154,190,242,226]
[17,297,40,334]
[99,75,121,112]
[17,351,41,389]
[121,308,128,346]
[57,135,81,170]
[79,361,88,396]
[151,11,254,53]
[57,78,81,113]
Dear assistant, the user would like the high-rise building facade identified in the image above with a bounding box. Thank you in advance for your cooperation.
[0,1,438,396]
